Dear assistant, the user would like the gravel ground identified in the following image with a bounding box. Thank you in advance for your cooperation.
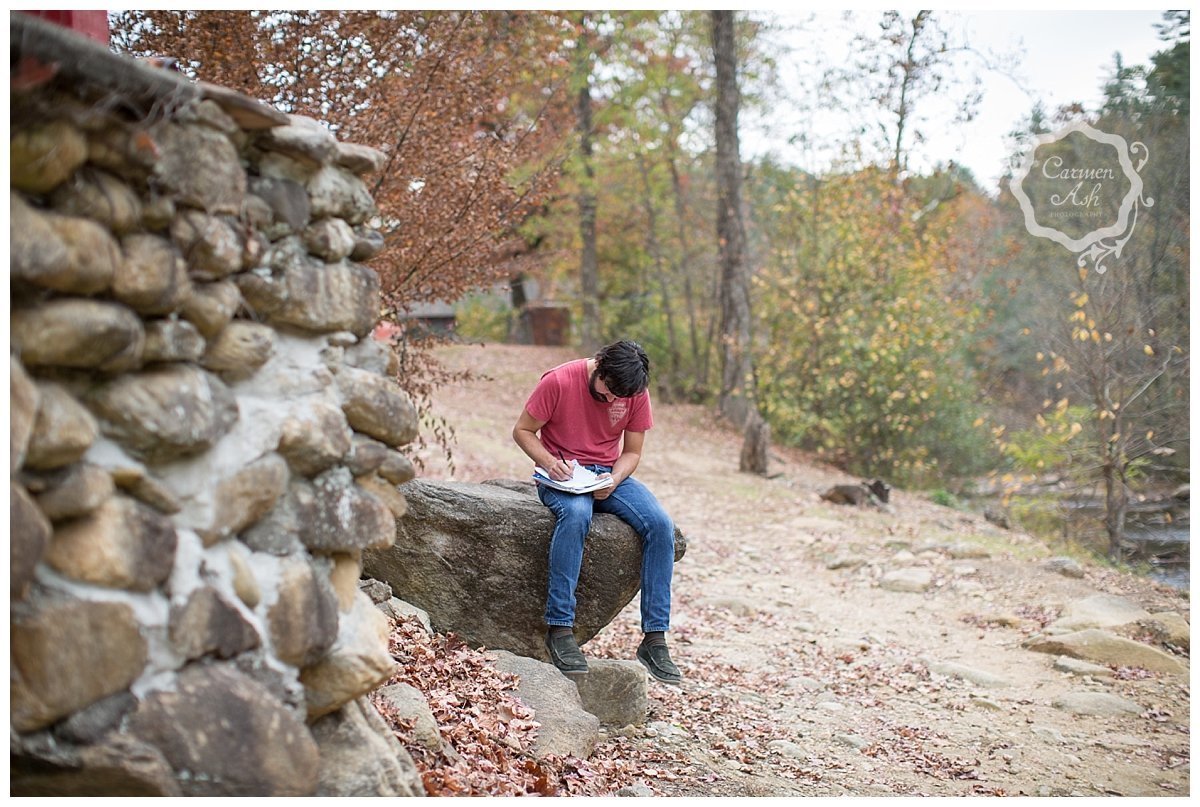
[413,342,1191,797]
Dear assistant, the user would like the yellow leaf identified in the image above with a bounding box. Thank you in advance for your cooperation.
[1069,422,1082,437]
[1144,344,1154,356]
[1074,293,1089,307]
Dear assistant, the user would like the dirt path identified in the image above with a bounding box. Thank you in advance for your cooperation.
[416,343,1190,797]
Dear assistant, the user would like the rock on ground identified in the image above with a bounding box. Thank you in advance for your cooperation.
[1052,692,1142,716]
[489,650,601,759]
[1025,629,1188,675]
[572,659,649,727]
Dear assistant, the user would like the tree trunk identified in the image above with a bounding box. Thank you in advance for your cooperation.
[636,153,681,400]
[739,410,771,475]
[1102,422,1131,562]
[575,21,600,350]
[1103,458,1129,563]
[711,10,755,428]
[661,94,704,395]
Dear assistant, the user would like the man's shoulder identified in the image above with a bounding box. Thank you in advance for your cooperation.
[543,358,586,376]
[540,358,586,385]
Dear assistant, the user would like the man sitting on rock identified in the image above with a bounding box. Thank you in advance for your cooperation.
[512,339,681,685]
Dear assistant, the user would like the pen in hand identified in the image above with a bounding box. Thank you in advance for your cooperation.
[554,450,573,481]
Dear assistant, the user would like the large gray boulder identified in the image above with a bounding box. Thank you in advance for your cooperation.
[363,479,687,658]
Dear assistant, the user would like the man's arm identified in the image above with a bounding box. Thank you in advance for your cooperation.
[513,408,573,481]
[593,430,644,500]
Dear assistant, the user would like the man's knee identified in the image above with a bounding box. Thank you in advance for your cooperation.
[643,510,674,545]
[553,496,594,531]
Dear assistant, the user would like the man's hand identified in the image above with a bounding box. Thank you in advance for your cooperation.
[547,457,574,481]
[592,471,614,500]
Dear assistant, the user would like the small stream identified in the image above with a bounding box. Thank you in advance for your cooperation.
[969,489,1190,592]
[1124,523,1190,590]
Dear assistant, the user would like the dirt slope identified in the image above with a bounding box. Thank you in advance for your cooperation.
[413,343,1190,797]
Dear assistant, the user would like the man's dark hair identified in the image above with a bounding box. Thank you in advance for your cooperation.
[594,340,650,398]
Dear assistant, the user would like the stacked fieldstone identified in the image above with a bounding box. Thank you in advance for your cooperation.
[10,18,421,797]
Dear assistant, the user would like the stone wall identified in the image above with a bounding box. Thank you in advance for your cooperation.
[10,16,420,796]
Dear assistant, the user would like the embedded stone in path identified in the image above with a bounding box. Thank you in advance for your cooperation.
[1139,612,1190,651]
[1044,593,1151,634]
[1053,656,1114,678]
[880,567,932,593]
[768,740,808,760]
[1052,692,1142,717]
[1025,629,1188,675]
[826,553,868,571]
[922,658,1012,688]
[1043,556,1086,579]
[919,541,991,559]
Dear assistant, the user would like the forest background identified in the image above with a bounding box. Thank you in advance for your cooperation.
[110,10,1190,572]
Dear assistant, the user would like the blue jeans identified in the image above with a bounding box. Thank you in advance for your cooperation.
[537,467,674,633]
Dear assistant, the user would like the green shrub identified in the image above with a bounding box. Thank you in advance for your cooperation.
[454,293,512,343]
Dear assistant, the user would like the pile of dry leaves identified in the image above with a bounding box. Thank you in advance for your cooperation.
[370,617,649,796]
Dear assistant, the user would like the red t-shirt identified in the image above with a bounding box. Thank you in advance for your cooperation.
[524,359,653,466]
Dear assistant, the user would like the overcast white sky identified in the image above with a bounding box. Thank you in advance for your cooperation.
[741,8,1171,190]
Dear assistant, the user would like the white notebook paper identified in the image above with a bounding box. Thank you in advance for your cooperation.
[532,461,615,494]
